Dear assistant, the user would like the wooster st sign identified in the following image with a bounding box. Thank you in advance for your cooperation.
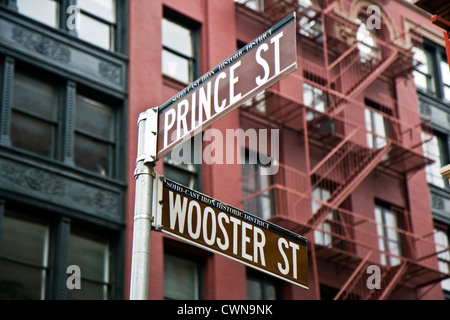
[154,177,309,289]
[155,12,297,159]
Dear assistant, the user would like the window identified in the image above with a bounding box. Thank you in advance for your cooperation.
[241,150,275,220]
[247,270,279,300]
[164,253,200,300]
[68,230,110,300]
[374,204,403,267]
[74,94,116,177]
[312,186,332,246]
[303,82,327,114]
[364,100,393,150]
[421,131,448,188]
[15,0,120,52]
[77,0,117,51]
[311,186,344,248]
[412,46,435,93]
[298,0,322,41]
[356,16,379,64]
[302,74,334,133]
[234,0,264,12]
[0,202,120,300]
[162,17,197,84]
[11,70,59,158]
[7,65,122,179]
[439,53,450,101]
[413,41,450,102]
[434,223,450,292]
[0,210,49,300]
[16,0,60,28]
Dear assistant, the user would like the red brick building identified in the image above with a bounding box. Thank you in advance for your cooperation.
[125,0,450,300]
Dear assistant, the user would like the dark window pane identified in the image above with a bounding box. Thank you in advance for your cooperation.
[69,233,108,281]
[67,280,106,300]
[0,213,49,300]
[76,96,113,140]
[0,214,49,266]
[68,231,109,300]
[0,260,45,300]
[74,133,110,176]
[11,111,53,157]
[75,95,114,176]
[13,72,56,119]
[164,254,199,300]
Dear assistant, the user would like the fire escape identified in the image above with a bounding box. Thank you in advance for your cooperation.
[237,0,450,299]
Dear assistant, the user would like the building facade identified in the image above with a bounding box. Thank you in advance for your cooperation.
[0,0,128,299]
[126,0,450,300]
[0,0,449,300]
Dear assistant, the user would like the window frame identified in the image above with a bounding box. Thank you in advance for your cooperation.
[433,222,450,293]
[75,0,118,51]
[10,68,62,159]
[162,10,199,84]
[2,59,123,180]
[163,252,203,300]
[246,269,280,300]
[414,40,450,102]
[421,130,449,189]
[374,203,404,267]
[241,149,276,220]
[0,201,121,300]
[11,0,127,53]
[0,209,50,300]
[67,228,112,300]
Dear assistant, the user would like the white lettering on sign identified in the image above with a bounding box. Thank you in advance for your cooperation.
[277,238,300,279]
[167,190,267,266]
[161,174,308,289]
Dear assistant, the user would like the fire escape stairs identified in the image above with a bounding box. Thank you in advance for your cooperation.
[325,47,399,117]
[334,250,408,300]
[307,141,392,229]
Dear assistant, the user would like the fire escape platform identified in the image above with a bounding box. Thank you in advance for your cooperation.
[378,141,435,176]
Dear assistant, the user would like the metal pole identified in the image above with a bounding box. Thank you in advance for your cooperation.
[129,109,158,300]
[129,160,154,299]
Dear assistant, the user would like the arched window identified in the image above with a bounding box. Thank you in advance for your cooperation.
[355,14,380,63]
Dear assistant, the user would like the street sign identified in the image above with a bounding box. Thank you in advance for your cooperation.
[130,13,306,299]
[155,12,297,159]
[153,177,308,289]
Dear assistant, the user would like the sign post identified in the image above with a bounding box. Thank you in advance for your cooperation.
[129,12,306,299]
[129,110,158,300]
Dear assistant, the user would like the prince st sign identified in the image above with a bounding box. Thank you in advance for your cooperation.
[155,12,297,159]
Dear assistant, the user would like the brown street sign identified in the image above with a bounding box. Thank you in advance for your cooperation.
[155,12,297,159]
[154,177,308,289]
